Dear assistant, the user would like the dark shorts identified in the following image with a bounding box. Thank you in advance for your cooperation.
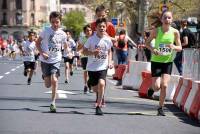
[11,51,15,54]
[81,57,88,70]
[73,55,80,60]
[151,61,173,77]
[1,48,5,51]
[24,61,36,70]
[63,57,74,64]
[88,70,107,87]
[34,54,40,61]
[41,62,60,77]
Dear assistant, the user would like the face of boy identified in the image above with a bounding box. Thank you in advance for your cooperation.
[96,22,106,35]
[29,34,35,41]
[50,17,61,30]
[85,28,92,37]
[96,10,107,19]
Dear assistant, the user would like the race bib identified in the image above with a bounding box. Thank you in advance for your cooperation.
[94,51,107,60]
[158,44,171,55]
[48,47,60,57]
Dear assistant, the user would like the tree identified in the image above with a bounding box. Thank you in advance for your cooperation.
[62,10,86,39]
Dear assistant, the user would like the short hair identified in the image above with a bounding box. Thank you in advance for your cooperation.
[95,5,105,13]
[119,29,126,35]
[83,24,91,32]
[28,31,36,36]
[49,11,62,21]
[64,29,72,34]
[96,18,107,26]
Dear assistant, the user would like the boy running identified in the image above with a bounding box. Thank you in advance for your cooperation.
[19,31,37,85]
[36,11,68,113]
[83,18,113,115]
[77,24,93,93]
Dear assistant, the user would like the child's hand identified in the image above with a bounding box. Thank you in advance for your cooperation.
[41,52,49,60]
[93,48,101,56]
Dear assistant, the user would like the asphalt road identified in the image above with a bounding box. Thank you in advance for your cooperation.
[0,56,199,134]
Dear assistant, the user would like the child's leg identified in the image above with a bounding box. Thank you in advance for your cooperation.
[44,76,51,88]
[51,74,58,105]
[96,79,106,107]
[64,62,69,81]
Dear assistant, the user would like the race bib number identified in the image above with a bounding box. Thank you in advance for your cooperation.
[158,44,171,55]
[48,47,60,57]
[94,51,107,60]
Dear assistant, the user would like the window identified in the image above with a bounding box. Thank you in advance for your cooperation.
[31,13,35,25]
[16,12,23,24]
[30,0,35,10]
[2,12,7,25]
[16,0,22,9]
[2,0,7,9]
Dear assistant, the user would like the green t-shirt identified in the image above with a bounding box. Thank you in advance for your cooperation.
[151,26,176,63]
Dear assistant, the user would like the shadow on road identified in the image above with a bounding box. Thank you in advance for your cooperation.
[165,104,200,127]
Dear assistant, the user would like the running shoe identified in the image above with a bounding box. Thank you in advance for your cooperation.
[84,86,88,94]
[95,106,103,115]
[65,80,69,84]
[157,107,165,116]
[27,78,31,85]
[50,104,56,113]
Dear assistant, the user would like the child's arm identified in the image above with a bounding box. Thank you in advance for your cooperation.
[35,37,49,60]
[82,47,100,56]
[108,49,113,69]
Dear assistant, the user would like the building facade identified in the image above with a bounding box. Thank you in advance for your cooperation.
[0,0,60,41]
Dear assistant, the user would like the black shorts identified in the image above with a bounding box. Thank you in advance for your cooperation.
[34,54,40,61]
[81,57,88,70]
[73,55,80,60]
[151,61,173,77]
[24,61,35,70]
[63,57,74,64]
[88,70,107,87]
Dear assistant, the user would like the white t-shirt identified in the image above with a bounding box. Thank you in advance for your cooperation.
[63,38,76,58]
[78,36,88,58]
[85,33,112,71]
[39,27,67,63]
[22,40,36,62]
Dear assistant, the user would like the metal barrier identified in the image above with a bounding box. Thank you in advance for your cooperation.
[183,48,200,81]
[192,49,200,81]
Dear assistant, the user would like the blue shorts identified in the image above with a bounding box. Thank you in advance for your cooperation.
[41,62,60,77]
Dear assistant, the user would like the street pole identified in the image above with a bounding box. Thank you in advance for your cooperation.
[138,0,149,33]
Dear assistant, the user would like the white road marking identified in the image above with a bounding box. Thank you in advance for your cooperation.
[11,68,16,71]
[45,90,76,95]
[0,76,4,79]
[58,94,68,98]
[16,66,20,69]
[5,72,10,75]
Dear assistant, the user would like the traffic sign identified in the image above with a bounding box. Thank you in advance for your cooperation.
[112,18,118,26]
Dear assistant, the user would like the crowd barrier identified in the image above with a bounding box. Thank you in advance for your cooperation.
[121,48,200,120]
[113,64,128,80]
[184,81,200,120]
[122,61,151,90]
[153,75,181,101]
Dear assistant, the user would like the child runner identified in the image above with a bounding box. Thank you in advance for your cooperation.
[19,31,37,85]
[83,18,113,115]
[146,11,182,116]
[36,11,68,113]
[77,24,93,94]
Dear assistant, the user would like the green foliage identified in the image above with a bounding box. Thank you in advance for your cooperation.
[62,10,86,38]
